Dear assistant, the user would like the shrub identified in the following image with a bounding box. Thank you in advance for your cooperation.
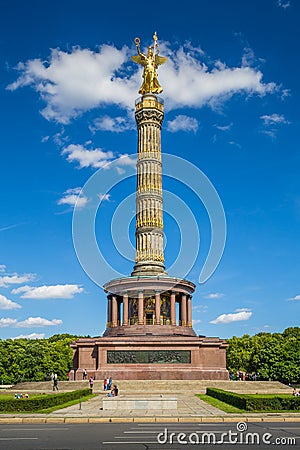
[0,389,91,412]
[206,388,300,411]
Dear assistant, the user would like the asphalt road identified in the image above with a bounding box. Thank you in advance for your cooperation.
[0,422,299,449]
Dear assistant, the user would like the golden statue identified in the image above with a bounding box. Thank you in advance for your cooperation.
[132,32,167,95]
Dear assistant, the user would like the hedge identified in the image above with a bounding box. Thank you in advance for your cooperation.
[206,388,300,411]
[0,389,92,412]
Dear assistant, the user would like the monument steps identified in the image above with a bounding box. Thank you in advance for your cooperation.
[8,380,291,395]
[111,380,291,395]
[8,381,90,393]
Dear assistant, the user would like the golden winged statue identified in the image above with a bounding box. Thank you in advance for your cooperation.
[132,32,167,95]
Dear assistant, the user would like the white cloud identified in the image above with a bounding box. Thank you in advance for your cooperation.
[204,293,224,299]
[0,316,62,328]
[261,129,277,139]
[8,42,278,124]
[62,144,114,169]
[15,317,62,328]
[116,153,137,168]
[53,127,69,146]
[215,123,233,132]
[62,143,136,173]
[41,135,50,143]
[7,45,136,124]
[192,319,201,325]
[288,295,300,301]
[98,193,111,202]
[0,264,6,272]
[260,113,290,125]
[277,0,290,8]
[260,113,290,139]
[11,333,45,340]
[166,115,198,133]
[12,284,83,299]
[229,140,242,149]
[210,309,252,324]
[0,273,35,288]
[57,187,88,208]
[193,304,208,312]
[0,318,17,327]
[160,46,277,110]
[0,294,21,310]
[90,115,135,133]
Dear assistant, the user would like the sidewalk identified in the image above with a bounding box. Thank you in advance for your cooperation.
[0,393,299,423]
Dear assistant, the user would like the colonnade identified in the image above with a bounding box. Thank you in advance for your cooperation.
[106,291,193,328]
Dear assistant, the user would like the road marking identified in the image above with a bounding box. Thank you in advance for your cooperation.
[102,442,157,445]
[0,427,69,431]
[124,429,227,434]
[0,437,38,440]
[123,431,160,434]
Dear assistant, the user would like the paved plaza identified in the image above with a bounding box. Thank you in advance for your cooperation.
[0,381,300,423]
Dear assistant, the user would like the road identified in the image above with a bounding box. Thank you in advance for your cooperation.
[0,421,299,449]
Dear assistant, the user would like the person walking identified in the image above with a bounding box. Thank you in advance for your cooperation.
[89,377,94,389]
[53,373,58,391]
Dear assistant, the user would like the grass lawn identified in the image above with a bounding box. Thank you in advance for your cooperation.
[0,393,42,400]
[196,394,246,413]
[197,393,300,414]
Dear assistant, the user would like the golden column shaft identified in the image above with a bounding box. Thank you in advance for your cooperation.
[131,94,167,277]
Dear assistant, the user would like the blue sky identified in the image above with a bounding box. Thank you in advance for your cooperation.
[0,0,299,340]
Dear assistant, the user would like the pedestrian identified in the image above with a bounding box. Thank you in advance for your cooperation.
[107,385,118,397]
[83,369,88,380]
[106,376,110,390]
[104,378,107,391]
[89,376,94,389]
[108,377,112,390]
[53,373,58,391]
[112,385,118,396]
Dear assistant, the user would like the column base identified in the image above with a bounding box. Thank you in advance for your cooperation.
[131,261,168,277]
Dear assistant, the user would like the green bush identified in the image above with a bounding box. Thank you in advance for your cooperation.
[0,389,91,412]
[206,388,247,409]
[206,388,300,411]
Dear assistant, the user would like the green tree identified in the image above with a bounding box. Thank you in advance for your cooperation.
[226,334,253,373]
[226,328,300,384]
[0,334,82,384]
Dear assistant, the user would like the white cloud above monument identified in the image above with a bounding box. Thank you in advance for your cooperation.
[7,43,279,125]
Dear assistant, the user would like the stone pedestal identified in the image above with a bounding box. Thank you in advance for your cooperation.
[70,333,228,381]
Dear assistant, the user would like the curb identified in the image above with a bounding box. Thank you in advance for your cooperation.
[0,416,300,424]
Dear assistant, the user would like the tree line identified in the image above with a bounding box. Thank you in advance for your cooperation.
[0,328,299,384]
[226,327,300,384]
[0,334,84,384]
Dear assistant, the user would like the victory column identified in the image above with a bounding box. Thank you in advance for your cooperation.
[70,34,228,380]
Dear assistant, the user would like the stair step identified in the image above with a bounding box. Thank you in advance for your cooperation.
[8,380,291,395]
